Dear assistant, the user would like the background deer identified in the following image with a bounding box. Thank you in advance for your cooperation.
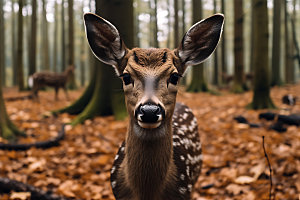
[84,13,224,200]
[29,65,74,101]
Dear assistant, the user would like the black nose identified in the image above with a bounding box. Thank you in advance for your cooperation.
[135,103,165,123]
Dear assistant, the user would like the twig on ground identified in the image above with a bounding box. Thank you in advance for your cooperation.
[262,136,273,200]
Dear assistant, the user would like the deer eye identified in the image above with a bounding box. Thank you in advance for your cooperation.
[169,73,180,86]
[121,73,133,86]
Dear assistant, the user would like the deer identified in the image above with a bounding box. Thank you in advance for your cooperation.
[84,13,224,200]
[29,65,74,101]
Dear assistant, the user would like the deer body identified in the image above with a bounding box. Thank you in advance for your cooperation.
[84,13,224,200]
[30,66,74,100]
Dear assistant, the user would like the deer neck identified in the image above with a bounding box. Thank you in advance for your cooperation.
[124,119,176,200]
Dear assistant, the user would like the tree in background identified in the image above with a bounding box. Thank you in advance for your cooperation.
[17,0,24,90]
[29,0,37,77]
[11,0,17,85]
[0,0,4,86]
[174,0,179,47]
[61,0,66,71]
[249,0,275,109]
[212,0,219,86]
[67,0,76,89]
[284,0,294,84]
[53,0,58,72]
[41,0,50,70]
[220,0,227,83]
[153,0,159,48]
[271,0,282,86]
[186,0,208,92]
[0,1,23,140]
[290,0,300,69]
[232,0,245,93]
[54,0,133,125]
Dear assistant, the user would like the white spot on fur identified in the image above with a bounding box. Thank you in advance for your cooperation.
[111,166,116,174]
[179,187,187,194]
[111,181,117,188]
[180,174,185,180]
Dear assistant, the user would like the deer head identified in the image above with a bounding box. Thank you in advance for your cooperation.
[84,13,224,137]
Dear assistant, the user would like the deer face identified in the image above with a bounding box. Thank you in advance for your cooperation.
[84,13,224,130]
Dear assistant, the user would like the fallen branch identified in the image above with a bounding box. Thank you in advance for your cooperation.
[262,136,273,200]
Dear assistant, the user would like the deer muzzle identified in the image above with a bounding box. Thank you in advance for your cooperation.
[135,102,165,129]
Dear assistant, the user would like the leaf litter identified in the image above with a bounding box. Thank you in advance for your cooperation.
[1,84,300,200]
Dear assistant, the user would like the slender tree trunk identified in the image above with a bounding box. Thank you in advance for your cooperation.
[80,1,85,87]
[213,0,219,86]
[134,0,140,47]
[17,0,24,90]
[67,0,76,89]
[182,0,186,35]
[232,0,245,93]
[0,0,4,86]
[42,0,50,70]
[153,0,159,48]
[220,0,227,83]
[0,0,23,140]
[284,0,294,83]
[167,0,171,48]
[174,0,179,48]
[11,0,17,85]
[53,0,58,72]
[271,0,282,86]
[187,0,208,92]
[249,0,255,73]
[249,0,275,109]
[290,1,300,69]
[61,0,66,71]
[29,0,37,76]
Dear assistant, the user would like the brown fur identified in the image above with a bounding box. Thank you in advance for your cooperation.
[31,66,74,101]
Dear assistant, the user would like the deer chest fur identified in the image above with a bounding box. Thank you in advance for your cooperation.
[110,103,202,200]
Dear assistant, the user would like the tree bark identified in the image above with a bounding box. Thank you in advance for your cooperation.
[271,0,282,86]
[42,0,50,71]
[11,0,17,86]
[61,0,66,71]
[220,0,227,83]
[186,0,208,93]
[212,0,219,86]
[17,0,24,91]
[153,0,159,48]
[67,0,76,89]
[249,0,275,109]
[0,0,4,86]
[284,0,294,83]
[174,0,179,48]
[53,0,58,72]
[232,0,245,93]
[29,0,37,76]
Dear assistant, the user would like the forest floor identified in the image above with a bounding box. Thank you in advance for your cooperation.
[0,83,300,200]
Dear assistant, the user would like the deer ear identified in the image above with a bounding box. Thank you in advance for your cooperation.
[176,14,224,72]
[84,13,127,75]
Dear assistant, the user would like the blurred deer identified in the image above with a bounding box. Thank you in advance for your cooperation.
[29,65,74,101]
[84,13,224,200]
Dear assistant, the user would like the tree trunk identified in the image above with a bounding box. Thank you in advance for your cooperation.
[186,0,208,93]
[153,0,159,48]
[55,0,133,125]
[42,0,50,71]
[0,0,4,86]
[134,0,140,47]
[80,1,85,87]
[61,0,66,71]
[220,0,227,83]
[284,0,294,83]
[17,0,24,91]
[249,0,254,73]
[167,0,171,49]
[67,0,76,89]
[290,2,300,69]
[212,0,219,86]
[174,0,179,48]
[271,0,282,86]
[182,0,186,36]
[232,0,245,93]
[53,0,58,72]
[29,0,37,77]
[249,0,275,109]
[0,6,23,140]
[11,0,17,86]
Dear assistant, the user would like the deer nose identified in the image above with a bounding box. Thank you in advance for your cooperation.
[135,103,165,123]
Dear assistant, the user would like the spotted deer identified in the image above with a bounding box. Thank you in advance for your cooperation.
[29,65,74,101]
[84,13,224,200]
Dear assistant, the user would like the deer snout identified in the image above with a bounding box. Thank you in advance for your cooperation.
[135,103,165,129]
